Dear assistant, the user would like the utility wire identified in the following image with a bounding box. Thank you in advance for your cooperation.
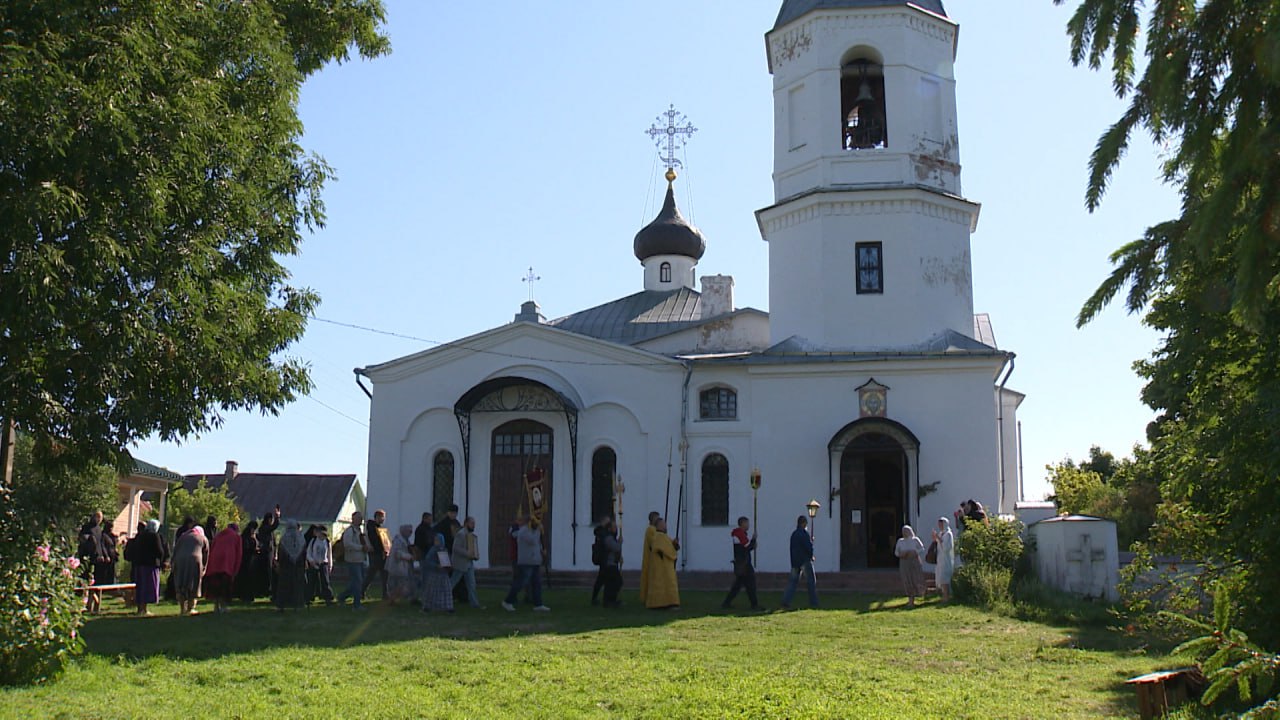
[308,315,676,368]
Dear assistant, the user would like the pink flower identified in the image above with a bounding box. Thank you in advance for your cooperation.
[70,630,77,640]
[61,568,72,578]
[36,545,51,562]
[39,617,49,627]
[66,556,81,569]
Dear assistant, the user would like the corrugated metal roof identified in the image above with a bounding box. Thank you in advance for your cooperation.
[182,473,359,524]
[774,0,947,29]
[549,288,705,344]
[131,458,182,481]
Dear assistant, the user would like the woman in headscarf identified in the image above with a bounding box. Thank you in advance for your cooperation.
[420,532,454,613]
[274,520,308,611]
[932,516,956,602]
[126,519,167,616]
[204,522,243,614]
[172,525,210,615]
[386,524,416,604]
[237,520,260,603]
[895,525,927,608]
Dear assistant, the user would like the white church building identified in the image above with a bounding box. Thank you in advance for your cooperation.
[358,0,1024,574]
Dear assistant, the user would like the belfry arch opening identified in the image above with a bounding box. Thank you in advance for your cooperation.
[840,48,887,151]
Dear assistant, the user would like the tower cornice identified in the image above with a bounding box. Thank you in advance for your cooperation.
[755,185,980,238]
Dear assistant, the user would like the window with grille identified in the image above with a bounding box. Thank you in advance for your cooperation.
[699,387,738,420]
[856,242,883,294]
[701,454,729,526]
[432,450,454,517]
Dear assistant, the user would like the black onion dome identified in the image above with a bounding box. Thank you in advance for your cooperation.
[633,183,706,262]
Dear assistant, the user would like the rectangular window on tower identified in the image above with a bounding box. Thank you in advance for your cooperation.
[856,242,883,294]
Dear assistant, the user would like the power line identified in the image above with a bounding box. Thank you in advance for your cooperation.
[307,315,677,368]
[304,393,368,429]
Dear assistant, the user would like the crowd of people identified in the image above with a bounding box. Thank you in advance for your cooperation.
[75,499,978,617]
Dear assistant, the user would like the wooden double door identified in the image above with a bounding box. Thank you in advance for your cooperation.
[488,419,553,566]
[839,433,907,570]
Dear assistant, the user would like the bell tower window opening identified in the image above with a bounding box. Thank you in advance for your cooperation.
[856,242,883,294]
[660,262,672,283]
[841,59,886,150]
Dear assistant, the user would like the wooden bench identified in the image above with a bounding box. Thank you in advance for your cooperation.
[77,583,136,607]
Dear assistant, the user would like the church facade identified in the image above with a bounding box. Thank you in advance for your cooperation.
[358,0,1025,574]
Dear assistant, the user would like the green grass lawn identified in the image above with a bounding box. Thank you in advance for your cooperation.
[2,589,1171,719]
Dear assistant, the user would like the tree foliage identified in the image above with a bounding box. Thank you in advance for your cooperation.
[1045,445,1160,549]
[1058,0,1280,644]
[165,477,243,531]
[8,433,116,533]
[0,1,388,471]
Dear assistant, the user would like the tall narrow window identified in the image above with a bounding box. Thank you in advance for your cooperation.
[856,242,883,294]
[432,450,455,517]
[701,454,729,526]
[660,262,672,283]
[841,59,887,150]
[699,387,738,420]
[590,447,617,524]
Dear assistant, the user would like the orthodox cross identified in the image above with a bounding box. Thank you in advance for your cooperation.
[646,104,697,171]
[522,266,541,302]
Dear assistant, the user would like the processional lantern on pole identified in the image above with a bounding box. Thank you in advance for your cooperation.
[806,499,821,542]
[613,473,625,542]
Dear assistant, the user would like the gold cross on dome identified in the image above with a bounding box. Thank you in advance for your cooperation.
[646,104,697,171]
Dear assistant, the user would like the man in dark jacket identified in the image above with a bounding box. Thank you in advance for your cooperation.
[363,509,390,599]
[722,516,762,610]
[780,515,818,609]
[590,516,610,605]
[599,518,623,608]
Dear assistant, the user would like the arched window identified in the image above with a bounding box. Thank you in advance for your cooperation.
[699,387,738,420]
[590,447,617,524]
[432,450,455,517]
[841,58,886,150]
[660,262,672,283]
[701,454,729,526]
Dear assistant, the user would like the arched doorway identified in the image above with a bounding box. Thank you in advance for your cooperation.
[489,419,553,566]
[829,419,919,570]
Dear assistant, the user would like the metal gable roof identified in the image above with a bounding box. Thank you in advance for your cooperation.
[549,287,705,344]
[182,473,359,524]
[774,0,947,29]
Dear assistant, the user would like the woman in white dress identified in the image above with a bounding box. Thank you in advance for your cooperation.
[932,516,955,602]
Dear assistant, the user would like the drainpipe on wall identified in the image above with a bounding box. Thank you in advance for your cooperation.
[996,354,1016,515]
[678,361,692,571]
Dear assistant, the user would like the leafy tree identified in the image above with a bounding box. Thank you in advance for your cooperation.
[1057,0,1280,643]
[165,477,243,532]
[1046,446,1161,549]
[0,1,389,472]
[8,433,116,533]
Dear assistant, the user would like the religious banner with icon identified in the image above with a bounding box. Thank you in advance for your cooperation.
[524,467,547,529]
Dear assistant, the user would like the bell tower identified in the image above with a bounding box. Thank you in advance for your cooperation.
[757,0,982,350]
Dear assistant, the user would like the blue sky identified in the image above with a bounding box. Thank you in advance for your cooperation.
[135,1,1179,502]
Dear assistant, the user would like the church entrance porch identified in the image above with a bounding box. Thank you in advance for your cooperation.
[829,418,920,571]
[488,420,553,567]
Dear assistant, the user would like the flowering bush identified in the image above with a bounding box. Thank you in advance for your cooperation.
[0,485,85,686]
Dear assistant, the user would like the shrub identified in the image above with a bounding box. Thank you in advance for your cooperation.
[0,485,86,686]
[953,564,1014,611]
[957,517,1024,569]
